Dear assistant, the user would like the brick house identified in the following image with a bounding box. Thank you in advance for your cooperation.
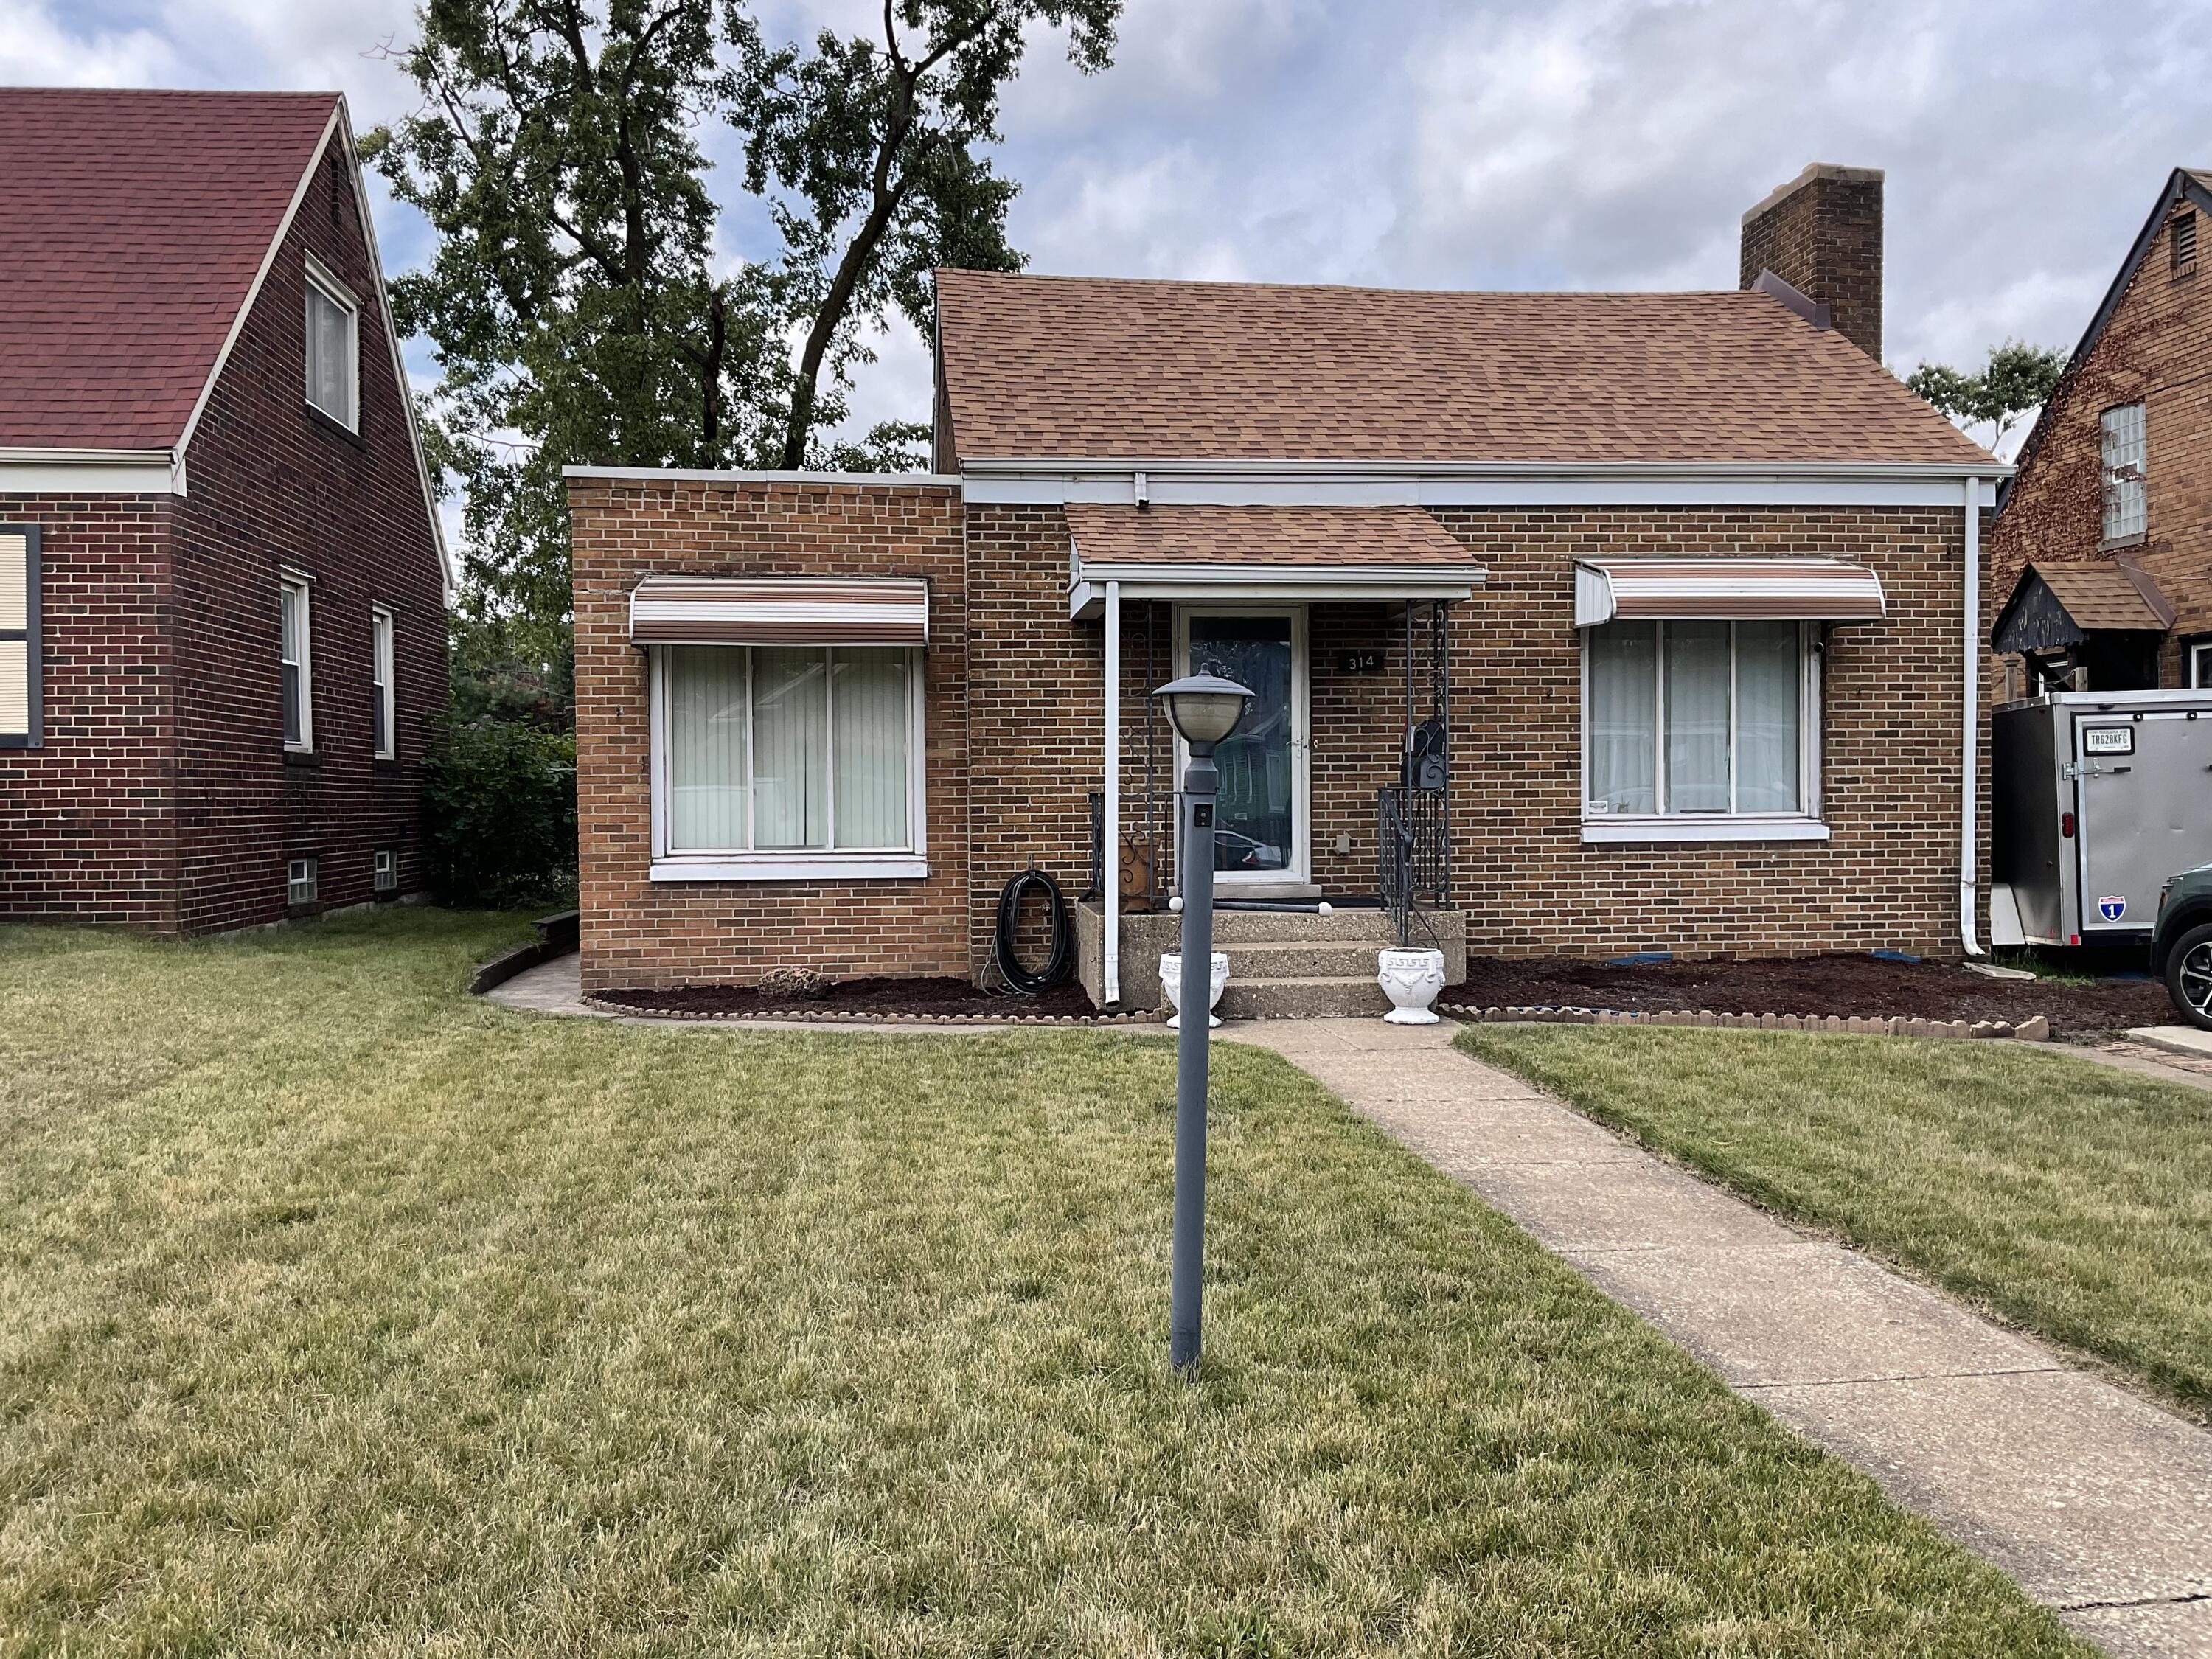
[1988,168,2212,692]
[0,89,450,933]
[571,162,2003,1009]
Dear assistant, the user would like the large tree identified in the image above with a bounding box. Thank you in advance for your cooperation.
[1905,340,2068,458]
[366,0,1120,719]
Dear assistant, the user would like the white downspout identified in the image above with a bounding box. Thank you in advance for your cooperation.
[1104,578,1122,1006]
[1960,476,1985,957]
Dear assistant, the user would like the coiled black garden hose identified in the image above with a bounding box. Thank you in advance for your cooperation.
[990,868,1074,994]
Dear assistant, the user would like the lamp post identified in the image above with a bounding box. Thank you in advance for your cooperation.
[1155,671,1253,1377]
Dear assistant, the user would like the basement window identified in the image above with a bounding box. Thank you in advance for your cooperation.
[2101,403,2148,543]
[288,858,319,908]
[373,849,397,894]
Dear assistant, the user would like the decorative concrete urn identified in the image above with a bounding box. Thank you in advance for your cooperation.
[1160,951,1231,1029]
[1377,947,1447,1024]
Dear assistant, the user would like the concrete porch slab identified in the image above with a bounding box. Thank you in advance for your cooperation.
[2125,1024,2212,1060]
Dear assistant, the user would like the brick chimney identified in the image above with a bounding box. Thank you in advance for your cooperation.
[1739,163,1884,361]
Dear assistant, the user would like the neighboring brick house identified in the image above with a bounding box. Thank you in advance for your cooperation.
[572,162,2003,1007]
[0,89,450,933]
[1988,168,2212,692]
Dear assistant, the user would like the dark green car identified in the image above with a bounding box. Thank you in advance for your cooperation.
[2153,863,2212,1029]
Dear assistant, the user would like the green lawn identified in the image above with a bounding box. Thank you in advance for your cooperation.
[1458,1024,2212,1419]
[0,913,2086,1656]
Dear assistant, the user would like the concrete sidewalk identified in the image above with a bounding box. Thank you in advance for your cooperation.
[1234,1018,2212,1659]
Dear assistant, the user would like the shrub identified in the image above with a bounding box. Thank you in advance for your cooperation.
[422,717,577,909]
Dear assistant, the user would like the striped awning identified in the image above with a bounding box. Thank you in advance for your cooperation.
[1573,559,1886,627]
[628,577,929,646]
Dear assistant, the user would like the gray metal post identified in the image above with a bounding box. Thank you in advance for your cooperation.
[1169,751,1218,1375]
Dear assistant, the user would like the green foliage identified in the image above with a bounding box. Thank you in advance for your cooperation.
[366,0,1124,706]
[733,0,1120,468]
[422,717,578,907]
[1905,340,2068,453]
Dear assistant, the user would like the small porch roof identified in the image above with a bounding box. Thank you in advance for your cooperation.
[1990,560,2174,654]
[1065,504,1484,618]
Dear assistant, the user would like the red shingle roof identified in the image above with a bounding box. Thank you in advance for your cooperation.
[1065,504,1475,568]
[0,88,341,450]
[936,270,1991,469]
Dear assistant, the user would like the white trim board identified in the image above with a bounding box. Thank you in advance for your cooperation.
[0,449,181,495]
[564,465,964,487]
[970,464,2006,510]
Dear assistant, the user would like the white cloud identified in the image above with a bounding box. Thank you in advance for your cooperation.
[0,0,178,85]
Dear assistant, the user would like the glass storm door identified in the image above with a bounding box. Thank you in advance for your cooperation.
[1179,610,1307,885]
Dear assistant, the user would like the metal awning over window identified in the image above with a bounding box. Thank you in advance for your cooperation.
[1573,559,1886,627]
[628,577,929,646]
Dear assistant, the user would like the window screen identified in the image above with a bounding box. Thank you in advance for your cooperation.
[305,269,357,428]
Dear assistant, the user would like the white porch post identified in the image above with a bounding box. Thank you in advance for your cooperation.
[1104,578,1122,1005]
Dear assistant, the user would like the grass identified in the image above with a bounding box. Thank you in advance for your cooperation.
[0,911,2089,1656]
[1457,1024,2212,1419]
[1985,947,2096,987]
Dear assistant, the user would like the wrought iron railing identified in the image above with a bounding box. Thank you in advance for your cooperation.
[1378,785,1448,949]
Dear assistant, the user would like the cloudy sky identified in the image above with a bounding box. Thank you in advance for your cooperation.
[9,0,2209,458]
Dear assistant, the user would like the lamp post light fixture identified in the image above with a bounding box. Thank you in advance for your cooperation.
[1155,671,1253,1376]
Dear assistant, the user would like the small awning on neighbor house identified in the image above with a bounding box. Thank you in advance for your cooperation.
[1065,504,1485,618]
[1990,560,2174,655]
[1573,558,1887,627]
[628,576,930,646]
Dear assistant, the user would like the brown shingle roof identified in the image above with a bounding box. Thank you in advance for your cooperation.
[2028,561,2174,632]
[1065,504,1475,568]
[936,269,1991,469]
[0,88,341,449]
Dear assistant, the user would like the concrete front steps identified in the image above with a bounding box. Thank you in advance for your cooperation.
[1076,900,1467,1019]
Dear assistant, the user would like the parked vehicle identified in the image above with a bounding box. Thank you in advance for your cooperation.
[2152,864,2212,1029]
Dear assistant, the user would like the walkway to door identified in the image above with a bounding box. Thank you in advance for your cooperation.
[1232,1018,2212,1659]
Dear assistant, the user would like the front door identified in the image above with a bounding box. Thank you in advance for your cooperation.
[1177,608,1309,886]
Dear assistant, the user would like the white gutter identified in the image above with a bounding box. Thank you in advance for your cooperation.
[1961,474,1985,958]
[1103,578,1121,1006]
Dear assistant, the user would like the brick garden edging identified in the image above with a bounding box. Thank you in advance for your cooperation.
[578,992,1163,1027]
[1439,1004,2052,1041]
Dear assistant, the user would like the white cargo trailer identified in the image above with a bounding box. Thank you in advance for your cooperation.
[1991,690,2212,946]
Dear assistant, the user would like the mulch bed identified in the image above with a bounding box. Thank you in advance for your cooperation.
[1448,953,2172,1037]
[590,976,1110,1023]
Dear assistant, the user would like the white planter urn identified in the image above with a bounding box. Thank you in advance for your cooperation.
[1377,947,1447,1025]
[1160,951,1231,1029]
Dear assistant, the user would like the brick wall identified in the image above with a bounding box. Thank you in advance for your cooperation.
[571,476,969,992]
[1437,506,1976,958]
[1739,164,1885,362]
[0,493,178,928]
[167,131,448,932]
[1990,197,2212,688]
[0,135,444,937]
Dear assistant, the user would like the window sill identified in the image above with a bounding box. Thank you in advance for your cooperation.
[306,403,366,449]
[2100,532,2148,552]
[282,747,319,768]
[650,855,931,883]
[1582,817,1831,844]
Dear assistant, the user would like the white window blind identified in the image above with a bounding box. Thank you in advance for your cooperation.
[662,644,915,856]
[2101,403,2147,542]
[305,265,358,429]
[370,607,395,759]
[1586,620,1812,818]
[0,527,35,745]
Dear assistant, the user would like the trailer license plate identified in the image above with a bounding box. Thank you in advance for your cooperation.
[2083,726,2135,756]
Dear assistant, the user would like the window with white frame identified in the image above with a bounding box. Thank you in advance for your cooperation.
[288,858,318,906]
[305,260,358,429]
[653,644,923,874]
[2191,641,2212,689]
[370,605,395,759]
[0,525,38,747]
[373,849,397,894]
[2101,402,2147,543]
[1584,620,1822,830]
[280,574,313,751]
